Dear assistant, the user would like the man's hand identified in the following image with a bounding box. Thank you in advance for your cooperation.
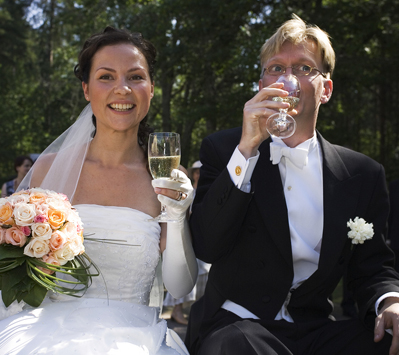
[238,82,297,159]
[375,297,399,355]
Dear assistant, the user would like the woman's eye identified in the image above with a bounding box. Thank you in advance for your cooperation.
[99,74,112,80]
[130,75,144,80]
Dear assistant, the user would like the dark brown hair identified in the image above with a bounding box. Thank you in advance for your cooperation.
[14,155,33,172]
[74,26,156,147]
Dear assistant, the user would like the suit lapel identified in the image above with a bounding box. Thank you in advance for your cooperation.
[296,133,363,293]
[252,138,293,267]
[317,134,362,272]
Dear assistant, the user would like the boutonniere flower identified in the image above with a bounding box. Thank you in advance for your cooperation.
[347,217,374,244]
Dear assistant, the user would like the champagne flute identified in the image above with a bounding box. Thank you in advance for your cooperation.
[265,74,301,139]
[148,132,181,222]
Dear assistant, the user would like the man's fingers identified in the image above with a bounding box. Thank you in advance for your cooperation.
[248,85,286,104]
[389,318,399,355]
[374,314,385,342]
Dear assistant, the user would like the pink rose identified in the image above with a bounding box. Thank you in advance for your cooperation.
[20,226,31,236]
[35,203,49,217]
[34,214,48,223]
[77,224,83,234]
[49,230,67,251]
[39,253,60,275]
[5,227,27,247]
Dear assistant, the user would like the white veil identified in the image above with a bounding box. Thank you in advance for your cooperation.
[19,104,94,201]
[18,103,164,311]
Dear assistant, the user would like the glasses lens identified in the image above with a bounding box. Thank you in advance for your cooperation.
[292,65,312,76]
[268,65,285,76]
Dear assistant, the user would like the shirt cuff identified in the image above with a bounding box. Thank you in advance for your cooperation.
[227,146,260,192]
[375,292,399,315]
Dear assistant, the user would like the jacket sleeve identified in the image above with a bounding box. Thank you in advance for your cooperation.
[189,135,253,263]
[347,163,399,323]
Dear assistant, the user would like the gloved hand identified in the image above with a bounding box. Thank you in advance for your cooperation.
[152,169,198,298]
[151,169,194,221]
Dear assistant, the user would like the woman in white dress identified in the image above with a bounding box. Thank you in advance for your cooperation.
[0,27,198,355]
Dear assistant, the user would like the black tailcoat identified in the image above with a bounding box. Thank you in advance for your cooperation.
[186,127,399,353]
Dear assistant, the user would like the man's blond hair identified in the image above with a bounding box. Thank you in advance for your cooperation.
[260,14,335,78]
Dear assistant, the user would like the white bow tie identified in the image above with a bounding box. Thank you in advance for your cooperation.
[270,142,308,169]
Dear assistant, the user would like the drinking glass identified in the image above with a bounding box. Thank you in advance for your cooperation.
[265,74,301,139]
[148,132,181,222]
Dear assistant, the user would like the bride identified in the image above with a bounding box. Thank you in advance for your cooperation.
[0,27,198,354]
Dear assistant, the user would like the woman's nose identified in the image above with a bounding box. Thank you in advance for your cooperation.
[114,80,132,95]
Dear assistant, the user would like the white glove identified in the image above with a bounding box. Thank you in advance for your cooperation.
[151,169,198,298]
[151,169,194,221]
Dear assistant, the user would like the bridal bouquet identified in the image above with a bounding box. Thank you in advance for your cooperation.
[0,188,99,307]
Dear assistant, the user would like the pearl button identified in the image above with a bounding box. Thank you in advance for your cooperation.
[287,186,292,191]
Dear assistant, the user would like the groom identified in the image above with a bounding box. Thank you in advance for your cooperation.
[186,15,399,355]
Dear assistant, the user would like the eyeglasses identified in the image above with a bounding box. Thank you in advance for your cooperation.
[261,64,327,78]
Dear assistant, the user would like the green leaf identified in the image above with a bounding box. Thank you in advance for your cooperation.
[22,283,47,307]
[0,244,25,261]
[1,263,27,307]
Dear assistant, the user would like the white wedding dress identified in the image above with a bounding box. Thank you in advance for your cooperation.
[0,205,188,355]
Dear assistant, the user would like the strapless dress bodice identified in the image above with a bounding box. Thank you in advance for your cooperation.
[71,204,161,305]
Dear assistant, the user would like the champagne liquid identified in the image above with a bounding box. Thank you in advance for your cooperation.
[273,96,300,111]
[149,156,181,179]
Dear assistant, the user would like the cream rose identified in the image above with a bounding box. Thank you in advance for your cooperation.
[60,221,77,240]
[24,237,50,258]
[31,223,52,239]
[68,209,81,224]
[53,243,76,265]
[7,194,29,207]
[49,230,68,251]
[69,237,85,255]
[13,203,36,226]
[46,197,70,216]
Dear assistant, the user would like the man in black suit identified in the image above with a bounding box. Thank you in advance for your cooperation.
[186,14,399,355]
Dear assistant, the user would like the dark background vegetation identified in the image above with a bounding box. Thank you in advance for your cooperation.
[1,0,398,186]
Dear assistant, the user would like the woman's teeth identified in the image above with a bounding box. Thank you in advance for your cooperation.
[109,103,134,111]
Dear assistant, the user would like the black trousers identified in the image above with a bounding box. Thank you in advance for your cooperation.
[195,309,392,355]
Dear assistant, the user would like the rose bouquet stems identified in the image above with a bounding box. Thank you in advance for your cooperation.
[0,188,100,308]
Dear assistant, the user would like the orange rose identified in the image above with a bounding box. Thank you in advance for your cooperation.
[48,209,66,229]
[29,192,47,205]
[0,203,13,224]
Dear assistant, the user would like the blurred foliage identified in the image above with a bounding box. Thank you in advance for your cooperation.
[0,0,398,187]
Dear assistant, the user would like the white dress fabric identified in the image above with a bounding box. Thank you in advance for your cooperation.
[0,204,188,355]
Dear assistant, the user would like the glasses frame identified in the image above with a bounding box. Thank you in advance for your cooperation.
[261,65,327,78]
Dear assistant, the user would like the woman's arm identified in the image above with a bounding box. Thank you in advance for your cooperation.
[153,169,198,299]
[1,183,7,198]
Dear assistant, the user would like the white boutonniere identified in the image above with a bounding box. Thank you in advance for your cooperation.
[347,217,374,244]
